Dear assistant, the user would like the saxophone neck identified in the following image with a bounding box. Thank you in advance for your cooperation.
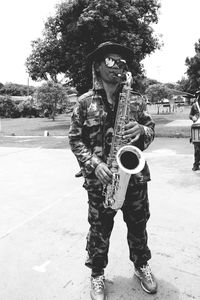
[118,71,133,87]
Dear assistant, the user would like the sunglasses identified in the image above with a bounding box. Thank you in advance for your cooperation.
[104,56,127,69]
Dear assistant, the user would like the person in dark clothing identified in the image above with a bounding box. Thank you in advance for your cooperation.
[189,90,200,171]
[68,41,157,300]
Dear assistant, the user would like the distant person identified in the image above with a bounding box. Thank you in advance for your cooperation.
[189,90,200,171]
[68,41,157,300]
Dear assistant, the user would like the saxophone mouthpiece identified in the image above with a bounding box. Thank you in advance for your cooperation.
[119,72,127,81]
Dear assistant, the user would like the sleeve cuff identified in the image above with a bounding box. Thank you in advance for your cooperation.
[83,155,102,176]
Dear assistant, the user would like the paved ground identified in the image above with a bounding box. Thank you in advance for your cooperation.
[0,136,68,149]
[0,138,200,299]
[165,120,192,127]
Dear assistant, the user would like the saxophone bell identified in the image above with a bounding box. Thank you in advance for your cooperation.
[116,145,145,175]
[103,145,145,211]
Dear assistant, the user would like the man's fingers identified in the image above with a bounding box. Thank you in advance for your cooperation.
[98,172,111,185]
[124,127,138,135]
[95,163,112,184]
[124,121,137,130]
[123,128,139,140]
[100,169,112,185]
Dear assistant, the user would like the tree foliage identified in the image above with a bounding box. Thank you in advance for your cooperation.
[0,96,18,118]
[185,39,200,93]
[26,0,161,94]
[176,77,191,94]
[0,83,35,96]
[35,81,68,120]
[25,32,65,83]
[0,96,44,118]
[145,83,173,103]
[138,77,160,94]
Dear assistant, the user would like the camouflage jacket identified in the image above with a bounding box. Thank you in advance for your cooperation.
[68,70,155,192]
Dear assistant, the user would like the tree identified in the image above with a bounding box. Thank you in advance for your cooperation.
[35,81,68,120]
[26,0,161,94]
[0,83,35,96]
[25,31,66,83]
[185,39,200,93]
[145,83,172,103]
[145,83,173,113]
[138,77,160,94]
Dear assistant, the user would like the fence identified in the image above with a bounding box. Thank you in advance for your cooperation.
[147,104,190,115]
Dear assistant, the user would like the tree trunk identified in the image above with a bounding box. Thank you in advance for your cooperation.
[51,100,57,121]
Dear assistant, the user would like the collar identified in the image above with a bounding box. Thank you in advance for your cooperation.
[92,63,104,91]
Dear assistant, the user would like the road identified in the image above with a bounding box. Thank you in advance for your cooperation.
[0,138,200,299]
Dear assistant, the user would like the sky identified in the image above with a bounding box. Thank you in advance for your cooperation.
[143,0,200,83]
[0,0,200,86]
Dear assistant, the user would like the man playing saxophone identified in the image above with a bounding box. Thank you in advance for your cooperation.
[68,41,157,300]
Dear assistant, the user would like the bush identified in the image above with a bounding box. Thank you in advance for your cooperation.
[0,95,67,118]
[0,97,41,118]
[18,101,40,118]
[0,96,20,118]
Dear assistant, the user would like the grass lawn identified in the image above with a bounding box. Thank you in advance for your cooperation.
[0,114,71,137]
[152,115,191,138]
[0,106,192,138]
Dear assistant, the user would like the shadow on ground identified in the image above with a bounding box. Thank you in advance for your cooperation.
[105,276,180,299]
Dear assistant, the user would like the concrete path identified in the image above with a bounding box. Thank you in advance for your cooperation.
[165,120,192,127]
[0,138,200,299]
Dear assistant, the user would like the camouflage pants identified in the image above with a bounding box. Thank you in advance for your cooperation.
[85,183,151,270]
[193,143,200,167]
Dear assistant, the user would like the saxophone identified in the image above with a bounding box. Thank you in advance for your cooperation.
[103,72,145,210]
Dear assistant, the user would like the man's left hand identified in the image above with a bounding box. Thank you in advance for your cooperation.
[123,121,142,140]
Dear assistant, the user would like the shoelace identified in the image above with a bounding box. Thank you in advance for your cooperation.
[91,275,105,292]
[140,265,154,283]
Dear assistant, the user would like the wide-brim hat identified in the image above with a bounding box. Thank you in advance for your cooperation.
[87,41,134,63]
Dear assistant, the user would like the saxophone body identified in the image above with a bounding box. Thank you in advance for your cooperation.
[103,72,145,210]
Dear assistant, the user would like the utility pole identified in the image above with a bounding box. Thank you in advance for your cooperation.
[27,76,30,97]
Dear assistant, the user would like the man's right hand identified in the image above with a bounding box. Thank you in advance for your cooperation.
[95,162,113,185]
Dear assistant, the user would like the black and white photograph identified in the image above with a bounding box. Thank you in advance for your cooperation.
[0,0,200,299]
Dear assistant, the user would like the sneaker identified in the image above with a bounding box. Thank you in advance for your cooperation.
[90,275,107,300]
[75,170,82,177]
[135,263,157,294]
[192,165,199,171]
